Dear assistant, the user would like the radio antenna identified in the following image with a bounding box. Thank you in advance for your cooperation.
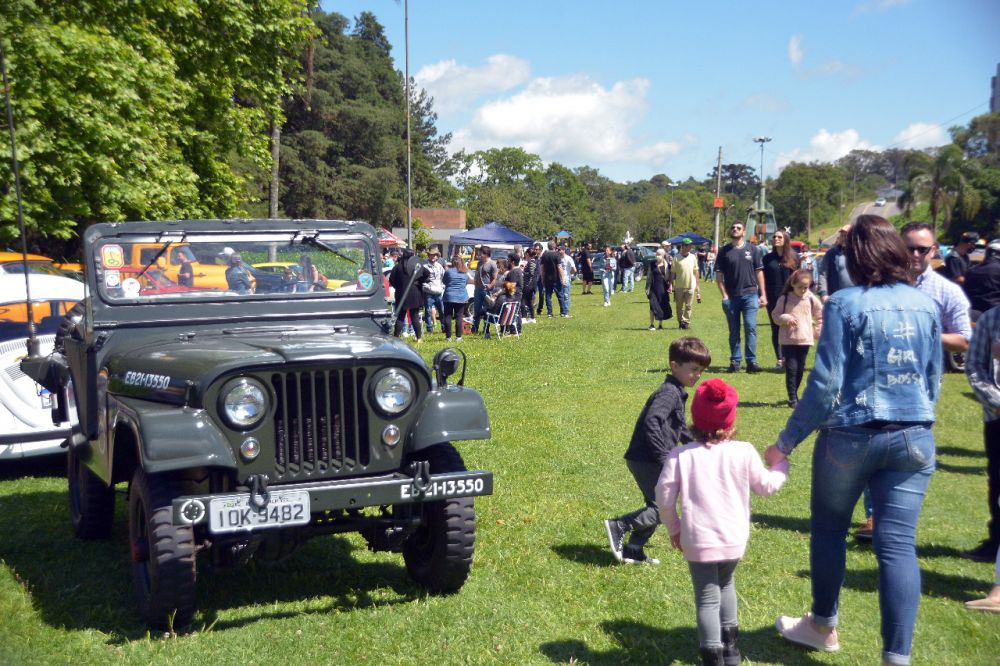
[0,39,39,356]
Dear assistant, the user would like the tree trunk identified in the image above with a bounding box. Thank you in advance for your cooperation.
[269,119,280,219]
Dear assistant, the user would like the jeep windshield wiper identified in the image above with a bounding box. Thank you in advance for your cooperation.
[137,231,187,278]
[302,234,357,265]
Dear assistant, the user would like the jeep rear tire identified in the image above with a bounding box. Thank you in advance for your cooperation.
[128,469,196,629]
[68,446,114,539]
[402,444,475,593]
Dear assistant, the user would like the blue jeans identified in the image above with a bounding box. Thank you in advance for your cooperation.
[562,283,571,315]
[623,267,635,292]
[810,425,935,665]
[472,286,488,331]
[423,293,444,331]
[544,282,567,316]
[602,272,614,304]
[722,293,759,366]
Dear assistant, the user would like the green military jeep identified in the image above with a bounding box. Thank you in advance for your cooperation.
[23,219,492,629]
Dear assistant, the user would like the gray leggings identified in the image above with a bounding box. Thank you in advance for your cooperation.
[688,559,740,648]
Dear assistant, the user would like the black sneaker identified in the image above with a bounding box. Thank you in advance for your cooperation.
[604,519,626,562]
[622,545,660,565]
[726,363,740,373]
[961,541,1000,562]
[746,363,762,374]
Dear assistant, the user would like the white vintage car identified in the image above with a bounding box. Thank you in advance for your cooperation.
[0,273,85,459]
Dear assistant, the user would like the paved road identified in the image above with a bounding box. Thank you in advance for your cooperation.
[819,200,902,246]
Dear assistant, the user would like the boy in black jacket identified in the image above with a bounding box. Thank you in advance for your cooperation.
[604,337,711,564]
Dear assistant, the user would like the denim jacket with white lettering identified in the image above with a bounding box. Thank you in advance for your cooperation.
[777,283,941,454]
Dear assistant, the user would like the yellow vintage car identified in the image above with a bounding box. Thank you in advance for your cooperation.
[117,242,230,289]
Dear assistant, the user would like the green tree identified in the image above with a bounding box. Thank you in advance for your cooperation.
[0,0,313,250]
[279,10,454,226]
[770,162,847,239]
[952,112,1000,167]
[707,163,758,199]
[899,144,977,237]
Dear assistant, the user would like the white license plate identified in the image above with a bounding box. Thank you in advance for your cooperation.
[400,476,486,500]
[208,490,310,534]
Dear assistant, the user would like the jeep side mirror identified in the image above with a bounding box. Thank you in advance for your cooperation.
[432,348,465,387]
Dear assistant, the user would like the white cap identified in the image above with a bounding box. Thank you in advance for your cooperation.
[219,246,235,256]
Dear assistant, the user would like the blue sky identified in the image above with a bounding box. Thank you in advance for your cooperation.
[322,0,999,184]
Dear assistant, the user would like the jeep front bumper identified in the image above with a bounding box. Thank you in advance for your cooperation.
[171,469,493,530]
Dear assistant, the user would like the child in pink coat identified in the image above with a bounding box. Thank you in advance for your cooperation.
[770,269,823,407]
[655,378,789,666]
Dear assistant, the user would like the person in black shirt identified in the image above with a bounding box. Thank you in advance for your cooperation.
[178,257,194,287]
[762,230,800,369]
[389,248,429,341]
[716,222,767,373]
[944,231,978,285]
[965,240,1000,315]
[604,337,711,565]
[539,241,566,317]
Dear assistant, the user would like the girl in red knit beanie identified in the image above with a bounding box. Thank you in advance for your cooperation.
[656,378,789,666]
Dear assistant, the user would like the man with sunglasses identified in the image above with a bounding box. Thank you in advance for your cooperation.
[902,222,972,355]
[716,222,766,373]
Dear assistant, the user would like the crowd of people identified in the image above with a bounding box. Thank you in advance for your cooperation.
[599,215,999,665]
[381,217,999,663]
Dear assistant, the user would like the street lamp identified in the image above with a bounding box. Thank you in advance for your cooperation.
[753,136,771,183]
[668,183,679,240]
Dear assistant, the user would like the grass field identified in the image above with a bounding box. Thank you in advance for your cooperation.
[1,279,997,665]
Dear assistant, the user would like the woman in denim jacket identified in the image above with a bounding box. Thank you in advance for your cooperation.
[765,215,941,666]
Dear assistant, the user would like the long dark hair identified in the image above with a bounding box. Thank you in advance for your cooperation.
[772,230,799,270]
[843,215,912,287]
[780,268,814,297]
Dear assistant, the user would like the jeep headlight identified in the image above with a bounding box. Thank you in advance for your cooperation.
[220,377,268,430]
[372,369,414,416]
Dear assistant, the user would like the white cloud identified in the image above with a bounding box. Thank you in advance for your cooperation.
[450,74,682,168]
[892,122,948,149]
[414,54,531,112]
[776,128,878,169]
[788,35,804,66]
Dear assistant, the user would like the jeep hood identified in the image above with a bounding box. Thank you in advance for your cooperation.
[105,327,426,402]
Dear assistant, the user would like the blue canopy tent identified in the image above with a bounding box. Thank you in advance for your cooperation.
[555,230,571,238]
[447,221,534,257]
[666,231,712,246]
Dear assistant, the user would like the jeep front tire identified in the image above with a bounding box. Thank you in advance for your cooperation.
[128,469,197,629]
[67,446,114,539]
[402,444,475,593]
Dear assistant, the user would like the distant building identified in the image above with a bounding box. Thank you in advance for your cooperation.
[393,208,466,248]
[992,63,1000,114]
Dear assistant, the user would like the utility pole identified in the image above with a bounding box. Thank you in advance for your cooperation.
[668,183,678,239]
[712,146,723,253]
[404,0,413,247]
[807,198,812,243]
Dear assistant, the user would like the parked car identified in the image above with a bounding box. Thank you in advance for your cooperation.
[874,197,887,207]
[0,251,66,276]
[0,273,85,460]
[20,219,493,629]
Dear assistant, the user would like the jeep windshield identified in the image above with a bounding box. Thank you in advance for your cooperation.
[93,231,380,304]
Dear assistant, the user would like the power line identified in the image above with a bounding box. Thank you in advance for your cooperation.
[880,100,989,151]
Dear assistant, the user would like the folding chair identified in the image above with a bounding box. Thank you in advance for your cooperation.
[484,300,521,340]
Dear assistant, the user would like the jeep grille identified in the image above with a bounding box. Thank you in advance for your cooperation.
[270,369,370,479]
